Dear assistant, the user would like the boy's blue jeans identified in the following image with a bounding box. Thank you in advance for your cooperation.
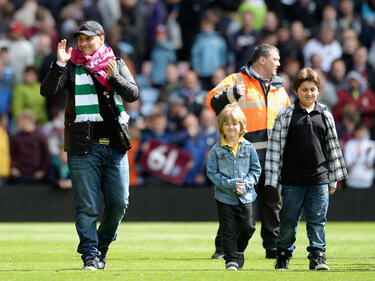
[68,143,129,260]
[276,184,329,257]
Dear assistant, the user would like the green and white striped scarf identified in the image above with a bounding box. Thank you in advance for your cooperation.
[74,65,129,124]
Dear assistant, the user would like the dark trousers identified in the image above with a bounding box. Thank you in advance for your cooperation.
[256,172,282,250]
[214,172,281,252]
[216,200,256,264]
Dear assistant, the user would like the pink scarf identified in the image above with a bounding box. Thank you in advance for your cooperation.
[70,44,115,91]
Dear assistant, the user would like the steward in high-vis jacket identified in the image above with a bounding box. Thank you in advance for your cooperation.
[206,43,290,260]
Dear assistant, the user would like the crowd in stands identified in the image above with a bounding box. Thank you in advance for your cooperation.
[0,0,374,189]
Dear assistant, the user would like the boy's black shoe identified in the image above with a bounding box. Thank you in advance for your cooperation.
[266,249,277,259]
[211,252,224,259]
[225,261,238,271]
[309,251,329,270]
[82,256,104,271]
[237,252,244,270]
[275,252,289,270]
[98,245,108,269]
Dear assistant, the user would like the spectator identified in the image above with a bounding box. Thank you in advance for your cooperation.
[11,65,48,125]
[327,58,347,89]
[191,17,227,91]
[303,24,342,73]
[165,95,188,133]
[142,0,167,58]
[352,45,375,92]
[229,11,260,72]
[158,63,181,105]
[0,47,14,115]
[344,122,375,189]
[199,106,219,150]
[10,109,51,184]
[332,70,375,129]
[47,145,72,189]
[290,20,308,48]
[41,107,64,157]
[340,29,360,72]
[170,70,206,116]
[211,67,227,88]
[150,24,177,88]
[310,53,323,73]
[336,104,360,148]
[97,0,121,30]
[182,113,209,186]
[316,70,338,111]
[177,0,207,61]
[13,0,38,28]
[0,21,34,83]
[337,0,373,48]
[276,22,304,73]
[0,113,10,186]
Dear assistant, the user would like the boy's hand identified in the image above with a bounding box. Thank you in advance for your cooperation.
[329,186,336,195]
[235,179,245,195]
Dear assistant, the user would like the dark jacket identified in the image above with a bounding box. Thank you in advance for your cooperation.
[40,58,139,155]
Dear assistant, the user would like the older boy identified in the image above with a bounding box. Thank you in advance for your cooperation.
[265,68,347,270]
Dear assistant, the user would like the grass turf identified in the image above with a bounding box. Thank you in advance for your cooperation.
[0,222,374,281]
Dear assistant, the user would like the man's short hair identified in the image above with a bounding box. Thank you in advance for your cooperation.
[249,43,279,65]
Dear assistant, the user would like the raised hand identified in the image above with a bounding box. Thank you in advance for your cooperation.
[57,39,72,64]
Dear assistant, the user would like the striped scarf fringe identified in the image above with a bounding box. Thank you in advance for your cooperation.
[74,65,129,124]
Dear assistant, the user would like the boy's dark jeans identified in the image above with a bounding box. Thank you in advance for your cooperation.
[216,200,256,264]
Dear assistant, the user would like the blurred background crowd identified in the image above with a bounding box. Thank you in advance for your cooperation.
[0,0,374,190]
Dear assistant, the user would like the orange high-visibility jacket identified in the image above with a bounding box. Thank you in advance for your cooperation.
[206,71,290,164]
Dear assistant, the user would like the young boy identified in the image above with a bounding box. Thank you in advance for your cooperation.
[265,68,347,270]
[206,103,261,271]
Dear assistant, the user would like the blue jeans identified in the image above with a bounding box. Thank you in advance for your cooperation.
[68,143,129,260]
[276,184,329,256]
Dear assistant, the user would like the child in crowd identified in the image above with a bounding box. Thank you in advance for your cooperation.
[206,103,261,271]
[10,109,51,184]
[344,122,375,189]
[0,114,10,186]
[265,68,347,271]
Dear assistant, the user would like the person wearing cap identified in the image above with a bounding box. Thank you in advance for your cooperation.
[332,70,375,130]
[0,21,34,84]
[206,43,290,261]
[40,20,139,271]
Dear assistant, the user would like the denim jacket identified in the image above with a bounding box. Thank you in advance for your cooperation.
[207,138,261,205]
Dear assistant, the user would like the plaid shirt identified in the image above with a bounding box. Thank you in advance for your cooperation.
[265,102,347,188]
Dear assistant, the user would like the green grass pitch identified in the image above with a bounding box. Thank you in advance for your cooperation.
[0,222,374,281]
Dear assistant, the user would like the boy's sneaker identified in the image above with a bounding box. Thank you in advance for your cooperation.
[309,251,329,270]
[225,262,238,271]
[236,252,244,270]
[275,252,289,270]
[98,245,108,269]
[211,252,224,259]
[82,256,104,271]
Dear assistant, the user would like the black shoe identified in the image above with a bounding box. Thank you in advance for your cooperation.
[211,252,224,259]
[275,252,289,270]
[225,261,238,271]
[266,249,277,259]
[309,251,329,270]
[237,252,244,270]
[98,245,108,269]
[82,256,104,271]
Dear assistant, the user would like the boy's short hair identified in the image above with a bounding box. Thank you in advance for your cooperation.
[292,67,320,93]
[217,103,247,138]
